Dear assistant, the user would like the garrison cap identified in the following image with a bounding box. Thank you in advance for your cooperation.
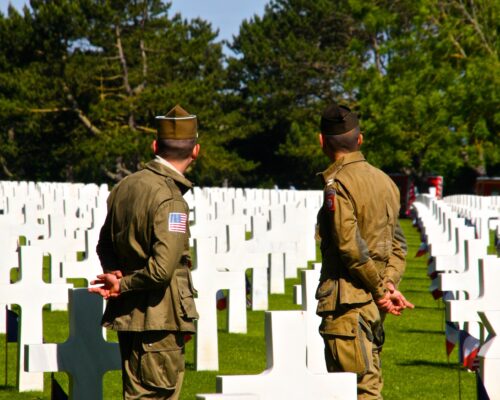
[320,103,359,135]
[155,105,198,140]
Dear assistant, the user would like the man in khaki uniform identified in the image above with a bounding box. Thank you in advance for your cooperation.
[89,105,200,399]
[315,103,414,399]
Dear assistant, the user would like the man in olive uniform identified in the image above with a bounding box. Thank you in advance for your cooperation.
[315,103,414,399]
[89,105,200,399]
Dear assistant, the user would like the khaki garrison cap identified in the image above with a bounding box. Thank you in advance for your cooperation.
[155,104,198,140]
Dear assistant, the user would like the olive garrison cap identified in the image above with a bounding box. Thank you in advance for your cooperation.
[155,105,198,140]
[320,103,359,135]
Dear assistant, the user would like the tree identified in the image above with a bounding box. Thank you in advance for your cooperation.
[226,0,363,188]
[0,0,252,186]
[348,0,500,192]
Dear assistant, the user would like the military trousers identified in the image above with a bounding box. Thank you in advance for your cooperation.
[320,301,384,400]
[118,330,185,400]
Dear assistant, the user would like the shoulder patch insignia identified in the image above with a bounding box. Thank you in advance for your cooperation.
[169,212,187,233]
[325,188,336,212]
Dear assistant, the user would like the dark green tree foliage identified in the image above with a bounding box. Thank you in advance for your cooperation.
[0,0,253,185]
[226,0,499,190]
[226,0,362,188]
[351,0,500,190]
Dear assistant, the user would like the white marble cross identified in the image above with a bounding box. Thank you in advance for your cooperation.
[0,245,72,392]
[191,237,247,371]
[197,310,356,400]
[446,255,500,339]
[25,288,121,400]
[0,229,19,333]
[32,213,85,310]
[478,310,500,400]
[61,206,107,284]
[299,264,327,373]
[431,224,476,274]
[438,239,487,299]
[223,223,269,310]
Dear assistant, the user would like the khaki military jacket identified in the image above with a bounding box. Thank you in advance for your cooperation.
[97,160,199,332]
[316,151,407,316]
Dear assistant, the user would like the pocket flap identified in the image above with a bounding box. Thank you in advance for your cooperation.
[315,279,335,299]
[142,331,182,352]
[176,268,196,299]
[321,311,358,338]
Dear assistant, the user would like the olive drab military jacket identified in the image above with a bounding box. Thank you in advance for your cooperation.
[97,160,199,333]
[316,151,407,316]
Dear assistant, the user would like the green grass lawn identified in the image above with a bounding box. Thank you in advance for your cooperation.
[0,220,478,399]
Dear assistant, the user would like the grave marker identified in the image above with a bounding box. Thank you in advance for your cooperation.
[0,246,71,391]
[198,311,356,400]
[25,288,121,400]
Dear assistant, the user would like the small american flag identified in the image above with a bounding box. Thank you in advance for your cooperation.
[168,212,187,233]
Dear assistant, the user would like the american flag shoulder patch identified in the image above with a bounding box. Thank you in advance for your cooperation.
[168,212,187,233]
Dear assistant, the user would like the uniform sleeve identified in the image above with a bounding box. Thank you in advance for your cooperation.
[385,220,407,287]
[332,184,387,300]
[119,198,187,293]
[96,191,118,272]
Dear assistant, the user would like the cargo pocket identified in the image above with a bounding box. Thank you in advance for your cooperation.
[140,331,184,390]
[176,268,199,319]
[322,310,372,376]
[315,279,337,314]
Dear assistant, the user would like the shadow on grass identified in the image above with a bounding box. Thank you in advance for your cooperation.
[402,289,434,294]
[413,304,444,310]
[397,359,459,369]
[404,328,443,335]
[401,276,434,281]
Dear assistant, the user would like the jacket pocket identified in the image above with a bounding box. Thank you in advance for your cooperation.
[176,268,199,319]
[321,310,372,376]
[315,279,338,314]
[140,331,184,390]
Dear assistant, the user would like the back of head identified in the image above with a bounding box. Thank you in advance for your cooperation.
[320,103,360,153]
[155,105,198,161]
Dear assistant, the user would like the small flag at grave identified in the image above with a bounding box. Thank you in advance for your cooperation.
[415,242,428,257]
[51,373,68,400]
[429,278,443,300]
[445,321,459,357]
[245,275,252,308]
[459,330,480,371]
[216,289,227,310]
[6,308,19,343]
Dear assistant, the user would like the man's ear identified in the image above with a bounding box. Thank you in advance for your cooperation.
[318,133,324,148]
[358,133,364,146]
[191,143,200,160]
[151,139,158,154]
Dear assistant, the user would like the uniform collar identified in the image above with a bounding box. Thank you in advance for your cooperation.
[318,151,366,184]
[145,159,193,194]
[154,155,184,176]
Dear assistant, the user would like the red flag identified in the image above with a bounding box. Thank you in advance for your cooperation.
[415,242,428,257]
[445,321,459,357]
[459,330,480,371]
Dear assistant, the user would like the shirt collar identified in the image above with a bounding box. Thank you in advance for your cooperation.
[155,155,184,177]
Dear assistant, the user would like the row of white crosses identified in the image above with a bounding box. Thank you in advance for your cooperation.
[1,180,328,397]
[412,193,500,398]
[0,180,117,397]
[187,186,322,371]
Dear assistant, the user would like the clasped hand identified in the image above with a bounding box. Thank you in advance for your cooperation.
[376,282,414,316]
[88,270,122,299]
